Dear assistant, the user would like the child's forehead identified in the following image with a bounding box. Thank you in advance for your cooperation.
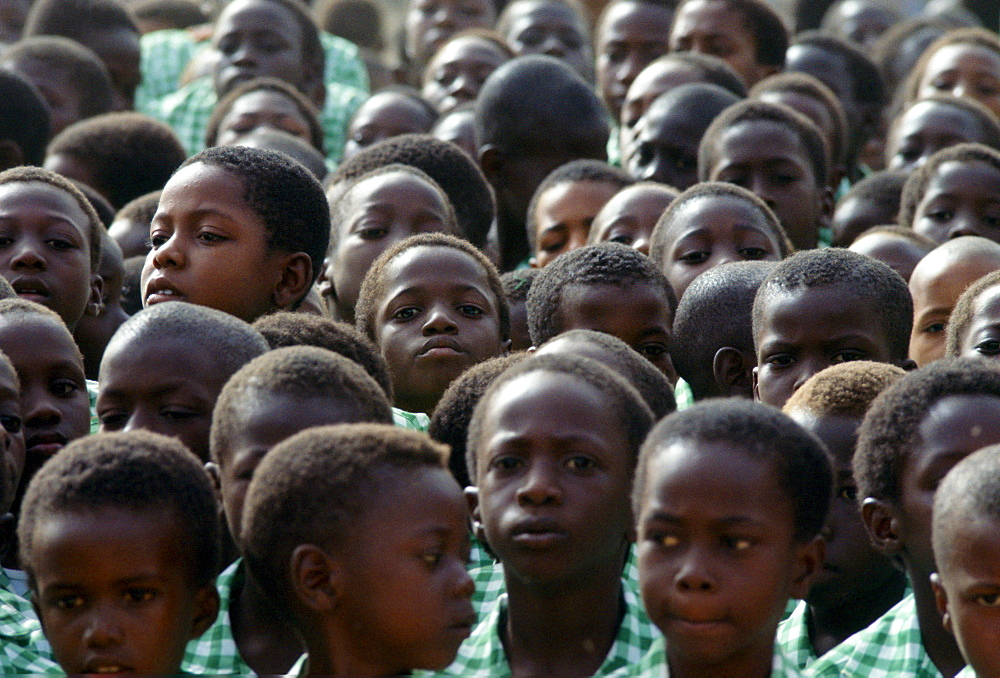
[716,119,809,162]
[0,180,89,228]
[669,192,766,230]
[0,313,79,358]
[925,42,1000,75]
[105,330,233,385]
[217,0,300,35]
[384,245,493,292]
[924,159,1000,198]
[346,170,446,209]
[484,369,621,434]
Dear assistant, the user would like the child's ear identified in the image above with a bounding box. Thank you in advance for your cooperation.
[817,185,834,233]
[290,543,341,612]
[272,252,314,311]
[478,145,504,185]
[465,486,486,544]
[189,582,221,638]
[930,573,954,635]
[861,497,903,557]
[713,347,755,398]
[85,274,104,317]
[788,535,825,600]
[752,365,760,402]
[203,462,222,496]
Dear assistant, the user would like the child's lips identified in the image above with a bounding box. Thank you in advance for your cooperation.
[418,336,465,357]
[11,276,49,302]
[510,517,567,547]
[144,277,185,304]
[25,431,67,457]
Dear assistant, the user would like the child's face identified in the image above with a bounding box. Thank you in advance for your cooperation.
[559,281,674,378]
[826,0,895,51]
[707,120,828,252]
[595,0,673,119]
[343,93,436,160]
[422,37,508,115]
[375,245,505,414]
[97,334,232,461]
[142,162,293,323]
[755,286,896,408]
[669,0,766,86]
[532,180,620,269]
[0,315,88,489]
[503,0,592,82]
[620,61,702,135]
[473,370,635,585]
[848,233,926,283]
[0,180,99,331]
[624,99,702,190]
[215,90,313,147]
[755,91,838,177]
[913,160,1000,245]
[31,507,218,675]
[432,109,478,159]
[917,43,1000,118]
[590,185,675,255]
[887,101,986,173]
[404,0,495,66]
[0,363,22,515]
[334,466,475,673]
[636,439,818,672]
[660,194,783,300]
[3,58,86,137]
[955,283,1000,359]
[327,171,453,323]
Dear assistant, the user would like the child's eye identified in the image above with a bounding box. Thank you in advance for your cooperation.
[565,455,596,471]
[722,535,752,551]
[975,339,1000,356]
[922,322,946,335]
[651,533,680,549]
[97,411,129,430]
[197,231,226,244]
[489,455,523,472]
[832,349,866,363]
[45,238,75,251]
[677,250,709,264]
[540,237,568,255]
[927,208,954,222]
[160,407,198,420]
[0,414,20,434]
[358,225,389,241]
[976,592,1000,607]
[50,378,81,398]
[764,353,795,367]
[149,233,169,248]
[836,485,858,502]
[420,551,443,568]
[739,247,768,260]
[609,233,634,246]
[458,304,484,317]
[392,307,420,321]
[637,343,668,359]
[123,588,156,604]
[54,594,85,611]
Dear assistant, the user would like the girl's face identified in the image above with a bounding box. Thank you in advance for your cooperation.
[918,43,1000,118]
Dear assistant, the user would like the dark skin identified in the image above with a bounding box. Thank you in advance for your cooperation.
[228,568,303,674]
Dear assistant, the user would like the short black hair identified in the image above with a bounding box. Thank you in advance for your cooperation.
[46,112,187,210]
[898,143,1000,231]
[855,358,1000,505]
[641,52,749,98]
[792,31,884,108]
[527,242,676,346]
[355,232,510,344]
[783,360,907,419]
[179,145,331,285]
[0,36,115,122]
[671,260,775,399]
[637,398,833,540]
[18,430,219,586]
[466,353,654,480]
[933,444,1000,572]
[0,71,49,166]
[891,95,1000,162]
[210,346,394,466]
[648,181,791,272]
[205,76,324,153]
[23,0,138,39]
[73,179,115,228]
[901,28,1000,112]
[500,267,539,303]
[252,311,394,398]
[527,160,634,252]
[330,133,494,249]
[674,0,788,71]
[234,128,329,182]
[131,0,209,30]
[242,423,449,612]
[429,352,526,487]
[752,248,913,362]
[353,86,439,130]
[945,269,1000,357]
[314,0,385,50]
[832,169,909,247]
[851,224,938,252]
[699,99,829,187]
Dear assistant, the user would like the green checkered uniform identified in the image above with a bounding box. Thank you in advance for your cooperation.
[674,378,695,411]
[87,378,99,434]
[182,559,251,674]
[0,570,60,674]
[956,667,975,677]
[806,593,945,678]
[608,634,806,677]
[392,407,430,432]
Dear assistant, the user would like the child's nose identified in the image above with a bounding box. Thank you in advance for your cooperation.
[674,545,716,593]
[515,460,562,506]
[24,392,61,428]
[9,240,46,269]
[422,305,458,334]
[151,234,185,269]
[83,606,125,648]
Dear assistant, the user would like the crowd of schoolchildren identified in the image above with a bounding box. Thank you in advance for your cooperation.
[2,0,1000,675]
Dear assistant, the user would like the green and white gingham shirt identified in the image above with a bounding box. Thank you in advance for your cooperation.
[182,559,251,675]
[778,600,818,671]
[806,593,945,678]
[955,667,975,678]
[0,570,60,674]
[392,407,431,432]
[609,634,806,677]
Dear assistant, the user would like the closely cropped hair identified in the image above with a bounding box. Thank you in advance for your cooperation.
[856,358,1000,505]
[872,17,962,98]
[210,346,393,465]
[242,424,449,611]
[670,260,775,399]
[23,0,138,40]
[699,99,829,187]
[851,225,938,252]
[0,166,103,268]
[901,28,1000,111]
[898,143,1000,230]
[47,112,187,210]
[330,134,494,249]
[18,430,219,586]
[500,267,539,303]
[314,0,385,50]
[429,353,526,487]
[205,77,324,152]
[648,182,791,271]
[752,248,913,362]
[353,86,439,127]
[792,32,885,108]
[637,399,833,541]
[355,232,510,344]
[945,270,1000,357]
[783,361,907,419]
[423,29,514,86]
[527,160,634,249]
[933,445,1000,569]
[675,0,788,70]
[0,37,115,121]
[466,353,654,480]
[181,146,330,283]
[116,190,160,224]
[252,312,394,398]
[891,95,1000,159]
[0,71,50,166]
[527,242,677,346]
[646,52,749,98]
[130,0,209,30]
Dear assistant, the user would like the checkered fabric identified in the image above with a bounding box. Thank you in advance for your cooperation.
[608,634,806,677]
[392,408,430,432]
[0,571,60,674]
[181,559,251,675]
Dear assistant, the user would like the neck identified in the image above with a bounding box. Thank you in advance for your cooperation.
[667,642,775,678]
[808,569,908,655]
[231,564,305,675]
[909,566,966,678]
[497,218,530,273]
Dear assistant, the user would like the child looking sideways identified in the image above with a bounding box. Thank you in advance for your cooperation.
[355,232,509,417]
[142,145,329,324]
[944,269,1000,361]
[18,430,221,675]
[588,183,678,256]
[902,28,1000,119]
[626,399,830,678]
[885,96,1000,174]
[243,424,475,676]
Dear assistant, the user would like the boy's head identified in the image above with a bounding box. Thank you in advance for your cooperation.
[210,346,393,543]
[0,351,21,517]
[18,430,220,675]
[403,0,495,73]
[699,99,831,251]
[848,225,936,284]
[498,0,591,83]
[855,358,1000,585]
[820,0,900,51]
[752,248,914,408]
[0,70,49,170]
[623,82,741,190]
[0,165,103,331]
[355,232,509,415]
[526,242,677,378]
[143,145,329,323]
[931,444,1000,678]
[633,399,830,671]
[97,301,269,460]
[499,267,538,352]
[830,169,908,247]
[945,268,1000,361]
[421,31,512,116]
[466,353,654,584]
[670,259,774,400]
[526,159,634,268]
[668,0,787,87]
[231,127,329,182]
[648,181,789,301]
[886,96,1000,175]
[898,142,1000,245]
[588,182,679,256]
[431,104,478,159]
[108,190,159,259]
[906,28,1000,119]
[205,76,324,153]
[782,361,905,613]
[908,235,1000,367]
[343,88,439,161]
[242,423,474,673]
[0,36,114,138]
